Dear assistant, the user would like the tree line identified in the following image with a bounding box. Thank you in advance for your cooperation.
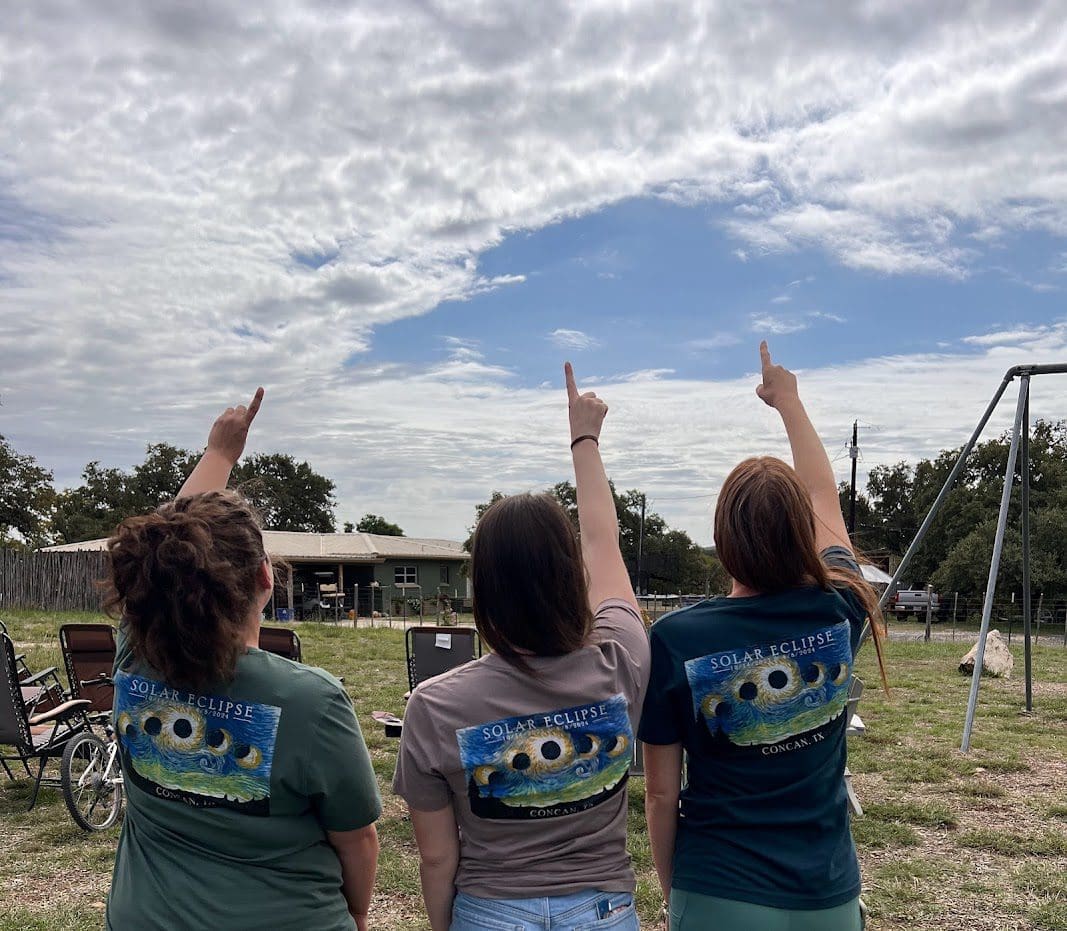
[465,483,729,597]
[6,421,1064,598]
[841,419,1067,600]
[0,437,399,545]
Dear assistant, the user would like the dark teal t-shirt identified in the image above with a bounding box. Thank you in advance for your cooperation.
[638,549,865,911]
[107,629,381,931]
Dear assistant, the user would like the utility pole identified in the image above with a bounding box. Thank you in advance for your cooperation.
[848,420,859,535]
[636,493,646,596]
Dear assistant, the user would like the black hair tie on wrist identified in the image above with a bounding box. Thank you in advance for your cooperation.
[570,434,599,450]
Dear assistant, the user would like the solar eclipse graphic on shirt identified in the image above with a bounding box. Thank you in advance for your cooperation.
[114,671,281,815]
[685,621,853,748]
[457,694,632,819]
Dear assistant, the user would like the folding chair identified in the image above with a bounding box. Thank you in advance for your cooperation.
[405,626,480,693]
[0,620,65,717]
[0,619,36,682]
[0,632,93,807]
[59,624,117,716]
[259,626,302,662]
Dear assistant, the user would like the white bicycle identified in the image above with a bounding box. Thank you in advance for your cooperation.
[61,675,124,832]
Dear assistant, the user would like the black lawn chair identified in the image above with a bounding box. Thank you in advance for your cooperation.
[0,632,93,808]
[0,619,37,682]
[60,624,117,716]
[259,626,303,663]
[405,626,480,693]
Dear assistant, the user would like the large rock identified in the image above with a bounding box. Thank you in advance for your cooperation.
[959,629,1014,678]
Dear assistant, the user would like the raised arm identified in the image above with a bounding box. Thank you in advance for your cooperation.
[756,342,850,552]
[565,363,638,611]
[177,388,264,498]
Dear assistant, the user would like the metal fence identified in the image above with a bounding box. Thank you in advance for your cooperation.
[884,590,1067,646]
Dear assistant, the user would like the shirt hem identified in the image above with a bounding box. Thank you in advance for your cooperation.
[458,878,636,899]
[671,877,862,912]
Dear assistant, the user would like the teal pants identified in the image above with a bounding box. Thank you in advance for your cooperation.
[669,889,863,931]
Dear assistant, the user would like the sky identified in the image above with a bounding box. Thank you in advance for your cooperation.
[2,0,1067,545]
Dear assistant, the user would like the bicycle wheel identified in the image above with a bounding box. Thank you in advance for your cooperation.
[61,731,123,832]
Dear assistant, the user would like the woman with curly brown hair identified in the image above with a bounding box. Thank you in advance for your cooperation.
[640,343,887,931]
[104,391,381,931]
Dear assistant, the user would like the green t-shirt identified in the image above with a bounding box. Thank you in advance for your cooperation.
[107,629,381,931]
[638,548,865,911]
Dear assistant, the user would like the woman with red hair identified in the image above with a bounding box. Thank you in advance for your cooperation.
[640,343,886,931]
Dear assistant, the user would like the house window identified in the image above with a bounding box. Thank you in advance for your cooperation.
[394,566,417,585]
[440,565,450,584]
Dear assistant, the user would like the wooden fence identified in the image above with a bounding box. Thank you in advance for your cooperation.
[0,549,109,612]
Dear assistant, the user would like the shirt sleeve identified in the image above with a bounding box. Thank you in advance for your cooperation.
[392,687,453,812]
[637,624,683,746]
[821,546,869,651]
[113,623,133,675]
[304,685,382,831]
[821,544,861,576]
[593,599,650,665]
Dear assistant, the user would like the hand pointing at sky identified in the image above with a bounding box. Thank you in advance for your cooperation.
[206,387,264,466]
[755,341,799,411]
[565,362,608,444]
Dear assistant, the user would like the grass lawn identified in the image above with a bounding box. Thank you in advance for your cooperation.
[1,609,1065,930]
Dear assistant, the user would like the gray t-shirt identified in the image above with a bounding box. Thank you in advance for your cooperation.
[392,599,650,898]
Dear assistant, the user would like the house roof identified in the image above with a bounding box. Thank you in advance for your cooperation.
[44,531,469,563]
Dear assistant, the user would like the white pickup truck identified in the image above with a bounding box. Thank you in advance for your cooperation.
[891,588,944,618]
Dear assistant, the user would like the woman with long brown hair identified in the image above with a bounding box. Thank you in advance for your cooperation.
[640,343,886,931]
[393,364,650,931]
[104,391,381,931]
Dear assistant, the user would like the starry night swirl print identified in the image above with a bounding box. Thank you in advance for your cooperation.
[456,694,632,819]
[684,621,853,748]
[114,671,281,815]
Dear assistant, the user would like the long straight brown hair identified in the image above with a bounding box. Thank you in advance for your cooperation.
[470,493,593,675]
[714,457,888,692]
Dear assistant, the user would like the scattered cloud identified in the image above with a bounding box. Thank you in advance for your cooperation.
[3,3,1067,545]
[771,294,792,304]
[548,328,601,351]
[962,327,1051,347]
[750,313,809,335]
[808,311,847,324]
[688,333,742,351]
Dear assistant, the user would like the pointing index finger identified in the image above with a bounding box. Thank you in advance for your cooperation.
[564,362,579,402]
[246,387,264,424]
[759,340,771,371]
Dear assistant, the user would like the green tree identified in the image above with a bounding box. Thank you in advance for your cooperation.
[859,419,1067,599]
[465,484,723,595]
[52,447,338,542]
[52,443,198,543]
[52,462,136,543]
[356,513,404,536]
[0,435,56,547]
[231,453,336,533]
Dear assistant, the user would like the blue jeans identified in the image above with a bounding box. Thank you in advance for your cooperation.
[451,890,639,930]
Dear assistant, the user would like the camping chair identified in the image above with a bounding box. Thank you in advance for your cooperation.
[371,627,482,739]
[59,624,117,716]
[317,581,344,623]
[0,619,35,682]
[405,626,480,693]
[844,677,865,817]
[0,620,65,717]
[0,632,93,807]
[259,626,302,662]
